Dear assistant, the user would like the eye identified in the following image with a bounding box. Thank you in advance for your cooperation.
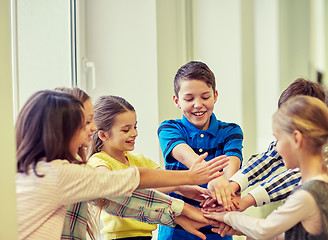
[184,98,193,102]
[202,96,210,100]
[122,129,129,133]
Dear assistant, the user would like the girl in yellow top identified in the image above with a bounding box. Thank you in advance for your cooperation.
[88,95,228,240]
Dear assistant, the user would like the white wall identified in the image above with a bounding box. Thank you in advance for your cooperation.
[195,0,243,127]
[254,0,280,152]
[83,0,160,164]
[16,0,72,110]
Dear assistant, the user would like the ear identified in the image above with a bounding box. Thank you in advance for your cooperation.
[173,95,181,109]
[214,90,218,103]
[98,130,109,141]
[292,130,303,148]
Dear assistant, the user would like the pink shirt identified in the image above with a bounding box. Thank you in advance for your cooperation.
[16,160,140,240]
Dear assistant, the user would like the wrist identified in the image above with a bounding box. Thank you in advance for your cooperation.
[229,180,241,194]
[242,193,256,208]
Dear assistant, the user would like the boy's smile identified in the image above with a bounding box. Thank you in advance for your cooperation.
[174,79,218,130]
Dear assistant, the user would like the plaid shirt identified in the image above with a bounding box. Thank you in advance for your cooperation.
[230,141,302,206]
[61,189,184,239]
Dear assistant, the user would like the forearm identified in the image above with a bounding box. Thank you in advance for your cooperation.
[154,186,179,194]
[249,168,301,206]
[137,167,192,189]
[223,156,241,179]
[102,188,184,227]
[171,143,200,168]
[230,143,283,192]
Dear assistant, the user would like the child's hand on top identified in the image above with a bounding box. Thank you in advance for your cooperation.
[188,152,229,186]
[206,176,235,211]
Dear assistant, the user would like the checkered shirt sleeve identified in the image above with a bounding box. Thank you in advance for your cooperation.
[91,188,184,227]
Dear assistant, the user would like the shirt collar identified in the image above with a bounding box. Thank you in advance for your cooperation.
[181,113,219,137]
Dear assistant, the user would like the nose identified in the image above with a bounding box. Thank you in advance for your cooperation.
[193,98,203,108]
[132,128,138,137]
[91,121,97,132]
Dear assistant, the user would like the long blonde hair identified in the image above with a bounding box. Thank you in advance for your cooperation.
[273,95,328,171]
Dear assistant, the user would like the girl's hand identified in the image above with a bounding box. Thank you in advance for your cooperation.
[211,222,240,237]
[202,211,227,222]
[188,153,229,185]
[176,185,211,201]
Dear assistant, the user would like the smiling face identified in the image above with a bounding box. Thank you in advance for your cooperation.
[82,99,97,147]
[174,79,218,130]
[104,110,138,154]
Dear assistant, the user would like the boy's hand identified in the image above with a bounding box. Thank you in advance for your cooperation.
[174,215,219,240]
[188,153,229,185]
[206,176,234,210]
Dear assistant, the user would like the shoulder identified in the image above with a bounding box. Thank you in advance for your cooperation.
[216,120,243,138]
[88,152,114,169]
[127,152,159,169]
[158,118,187,137]
[158,119,183,129]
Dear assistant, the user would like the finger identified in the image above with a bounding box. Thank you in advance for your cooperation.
[211,227,220,234]
[213,188,223,206]
[210,189,217,202]
[208,157,229,171]
[220,224,231,237]
[231,199,240,210]
[196,152,208,164]
[189,229,206,240]
[217,222,226,235]
[202,197,216,208]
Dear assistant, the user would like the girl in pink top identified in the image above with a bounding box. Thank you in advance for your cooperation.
[16,90,227,240]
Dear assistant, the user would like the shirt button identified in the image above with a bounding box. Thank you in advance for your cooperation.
[200,134,204,138]
[199,149,203,152]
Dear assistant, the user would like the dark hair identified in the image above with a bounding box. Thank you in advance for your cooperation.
[88,95,135,158]
[16,90,84,176]
[55,87,90,163]
[278,78,326,108]
[174,61,216,97]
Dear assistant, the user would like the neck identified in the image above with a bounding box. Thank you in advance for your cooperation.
[101,145,129,166]
[299,152,326,182]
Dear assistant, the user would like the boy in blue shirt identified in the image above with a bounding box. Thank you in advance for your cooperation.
[157,61,243,240]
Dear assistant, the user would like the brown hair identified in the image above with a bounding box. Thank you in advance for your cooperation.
[278,78,326,108]
[87,95,135,158]
[274,95,328,172]
[55,87,91,163]
[174,61,216,97]
[16,90,84,176]
[87,95,135,227]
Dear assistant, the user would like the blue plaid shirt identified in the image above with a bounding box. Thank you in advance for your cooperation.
[230,141,302,206]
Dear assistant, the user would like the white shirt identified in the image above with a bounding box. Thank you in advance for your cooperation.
[16,160,140,240]
[224,176,327,240]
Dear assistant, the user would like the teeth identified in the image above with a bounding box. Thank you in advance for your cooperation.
[193,112,204,116]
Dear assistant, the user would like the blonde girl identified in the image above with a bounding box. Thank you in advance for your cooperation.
[204,95,328,239]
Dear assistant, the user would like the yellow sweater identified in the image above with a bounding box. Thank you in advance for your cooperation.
[88,151,159,239]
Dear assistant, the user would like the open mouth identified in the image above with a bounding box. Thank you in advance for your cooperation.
[192,111,206,116]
